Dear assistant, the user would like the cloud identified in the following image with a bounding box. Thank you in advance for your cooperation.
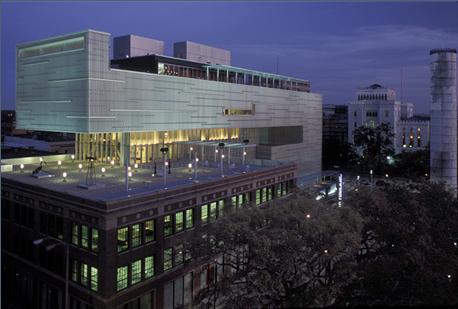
[231,25,457,112]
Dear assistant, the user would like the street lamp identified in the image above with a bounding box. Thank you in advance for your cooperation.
[78,163,83,172]
[219,143,225,177]
[62,172,67,182]
[161,147,169,187]
[71,154,75,162]
[369,169,373,184]
[214,148,218,162]
[101,167,106,177]
[242,139,249,167]
[110,160,115,168]
[58,160,62,168]
[189,147,193,162]
[20,164,24,173]
[195,157,199,179]
[33,237,69,309]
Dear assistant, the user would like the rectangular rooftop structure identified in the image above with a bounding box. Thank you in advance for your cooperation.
[113,34,164,59]
[174,40,231,65]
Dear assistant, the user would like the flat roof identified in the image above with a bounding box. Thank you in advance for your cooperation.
[2,159,286,204]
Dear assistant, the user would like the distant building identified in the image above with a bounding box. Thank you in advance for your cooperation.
[322,104,348,168]
[429,48,457,188]
[348,84,429,152]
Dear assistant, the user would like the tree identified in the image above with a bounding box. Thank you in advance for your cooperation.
[188,190,363,308]
[338,182,458,306]
[353,123,394,174]
[387,148,429,179]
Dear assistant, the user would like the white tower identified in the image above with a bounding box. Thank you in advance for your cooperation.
[430,48,457,188]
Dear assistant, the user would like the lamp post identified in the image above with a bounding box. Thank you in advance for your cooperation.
[189,147,193,163]
[218,143,225,177]
[160,147,169,187]
[370,169,373,184]
[242,139,249,168]
[195,157,199,179]
[214,148,218,163]
[33,237,69,309]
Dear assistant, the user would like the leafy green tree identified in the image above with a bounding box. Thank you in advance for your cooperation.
[189,190,363,308]
[338,182,458,306]
[353,123,394,174]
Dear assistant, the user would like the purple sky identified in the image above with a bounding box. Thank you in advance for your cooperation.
[2,1,457,113]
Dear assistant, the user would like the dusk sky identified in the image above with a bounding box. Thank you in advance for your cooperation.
[2,1,457,113]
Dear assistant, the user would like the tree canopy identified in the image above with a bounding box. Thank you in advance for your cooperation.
[189,191,363,308]
[338,182,458,306]
[353,123,394,174]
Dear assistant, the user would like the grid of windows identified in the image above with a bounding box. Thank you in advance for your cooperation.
[117,256,155,292]
[117,219,156,253]
[72,223,98,253]
[70,260,98,293]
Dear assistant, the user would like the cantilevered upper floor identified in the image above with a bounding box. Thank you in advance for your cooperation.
[16,30,320,134]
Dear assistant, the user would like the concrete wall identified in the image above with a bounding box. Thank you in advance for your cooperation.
[113,35,164,59]
[430,49,457,187]
[16,30,322,177]
[173,41,231,65]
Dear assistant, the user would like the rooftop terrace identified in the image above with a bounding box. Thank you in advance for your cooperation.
[2,159,292,206]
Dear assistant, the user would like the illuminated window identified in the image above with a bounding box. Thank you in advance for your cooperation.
[81,225,89,249]
[80,263,88,286]
[218,200,225,216]
[117,266,128,291]
[90,266,98,292]
[232,196,237,207]
[268,187,273,201]
[144,220,155,243]
[185,209,193,229]
[71,223,79,245]
[91,228,98,252]
[131,259,142,285]
[262,187,267,202]
[210,202,217,221]
[144,256,154,279]
[117,227,128,252]
[256,189,261,206]
[238,194,244,207]
[201,204,208,224]
[131,224,141,248]
[164,248,173,271]
[164,215,173,236]
[175,211,184,233]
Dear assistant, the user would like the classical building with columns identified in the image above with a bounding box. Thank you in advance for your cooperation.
[348,84,430,153]
[2,29,322,309]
